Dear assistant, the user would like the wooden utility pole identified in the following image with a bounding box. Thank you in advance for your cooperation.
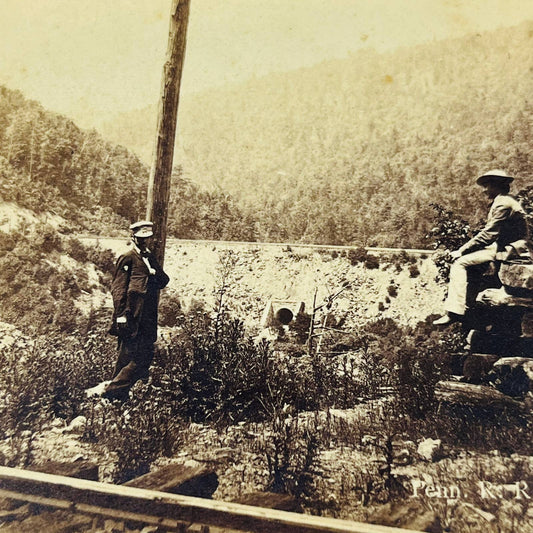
[146,0,191,266]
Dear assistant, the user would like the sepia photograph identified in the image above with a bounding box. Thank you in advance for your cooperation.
[0,1,532,531]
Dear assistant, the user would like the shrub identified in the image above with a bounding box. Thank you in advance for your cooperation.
[364,254,380,269]
[32,224,63,254]
[91,246,116,280]
[254,410,321,500]
[0,323,115,467]
[0,223,115,334]
[408,264,420,278]
[88,381,186,483]
[64,236,90,263]
[387,284,398,298]
[427,203,471,251]
[347,247,368,265]
[158,291,183,327]
[288,311,312,344]
[152,307,281,424]
[391,250,411,268]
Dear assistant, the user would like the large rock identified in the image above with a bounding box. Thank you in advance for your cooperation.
[462,353,499,383]
[488,357,533,397]
[417,438,442,462]
[435,381,526,410]
[522,311,533,337]
[467,330,519,356]
[477,287,533,308]
[499,262,533,292]
[493,357,533,380]
[370,501,442,532]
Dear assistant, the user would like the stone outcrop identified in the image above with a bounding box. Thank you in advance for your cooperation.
[445,262,533,402]
[417,438,442,462]
[499,262,533,292]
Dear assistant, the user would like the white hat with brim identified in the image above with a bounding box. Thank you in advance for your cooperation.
[130,220,154,238]
[476,169,514,186]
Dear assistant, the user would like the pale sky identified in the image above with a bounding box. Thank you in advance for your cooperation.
[1,0,533,129]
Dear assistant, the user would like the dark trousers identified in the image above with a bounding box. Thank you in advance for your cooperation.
[104,335,154,399]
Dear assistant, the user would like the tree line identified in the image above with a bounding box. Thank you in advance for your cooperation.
[0,86,255,240]
[1,21,532,246]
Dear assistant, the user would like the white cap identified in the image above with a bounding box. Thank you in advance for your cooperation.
[130,220,153,238]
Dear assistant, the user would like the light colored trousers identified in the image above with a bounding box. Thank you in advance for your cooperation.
[444,245,497,315]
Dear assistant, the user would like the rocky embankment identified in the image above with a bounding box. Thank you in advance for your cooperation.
[100,239,445,331]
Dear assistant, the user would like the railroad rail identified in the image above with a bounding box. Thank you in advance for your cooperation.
[76,235,435,257]
[0,466,419,533]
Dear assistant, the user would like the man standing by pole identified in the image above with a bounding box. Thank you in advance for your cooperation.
[94,1,190,400]
[104,221,170,400]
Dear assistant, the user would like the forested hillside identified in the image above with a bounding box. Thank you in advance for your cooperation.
[0,86,147,234]
[105,21,533,247]
[1,23,532,246]
[0,88,254,239]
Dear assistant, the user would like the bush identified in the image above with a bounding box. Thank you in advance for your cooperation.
[364,254,380,269]
[347,247,368,265]
[0,223,115,334]
[0,324,116,466]
[152,307,282,424]
[288,311,312,344]
[387,284,398,298]
[427,203,471,251]
[408,264,420,278]
[254,411,320,500]
[91,246,117,280]
[158,291,183,327]
[88,381,186,483]
[64,236,90,263]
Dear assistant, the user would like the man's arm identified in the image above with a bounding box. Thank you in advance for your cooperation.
[454,203,511,257]
[110,255,132,318]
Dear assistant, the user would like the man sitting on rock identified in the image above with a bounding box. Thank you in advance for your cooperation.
[434,169,531,326]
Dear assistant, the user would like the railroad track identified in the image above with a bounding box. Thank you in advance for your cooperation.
[76,235,435,257]
[0,466,419,533]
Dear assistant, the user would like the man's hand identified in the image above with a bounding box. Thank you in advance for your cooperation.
[450,250,462,260]
[116,316,128,331]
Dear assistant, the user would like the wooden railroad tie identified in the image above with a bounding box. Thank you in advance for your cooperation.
[0,466,421,533]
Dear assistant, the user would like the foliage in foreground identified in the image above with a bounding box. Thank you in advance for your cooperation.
[0,233,531,506]
[0,328,116,467]
[0,224,115,335]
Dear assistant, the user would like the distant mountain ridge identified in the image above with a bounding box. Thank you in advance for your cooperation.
[0,87,257,241]
[1,21,532,247]
[100,21,533,246]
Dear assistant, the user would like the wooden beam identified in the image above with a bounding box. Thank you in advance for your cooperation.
[146,0,191,266]
[0,467,419,533]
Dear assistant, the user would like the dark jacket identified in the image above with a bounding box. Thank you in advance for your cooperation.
[108,247,170,342]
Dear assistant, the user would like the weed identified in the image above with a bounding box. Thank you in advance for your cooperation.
[254,409,321,502]
[408,264,420,278]
[364,255,380,269]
